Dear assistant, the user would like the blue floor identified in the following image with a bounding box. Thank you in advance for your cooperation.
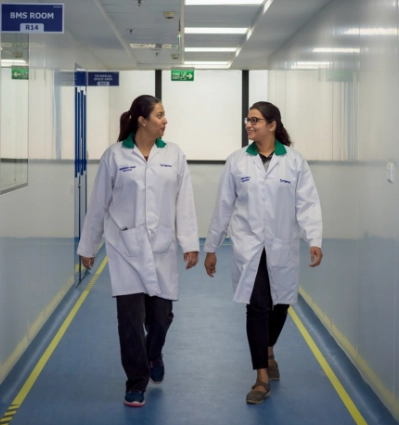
[0,245,398,425]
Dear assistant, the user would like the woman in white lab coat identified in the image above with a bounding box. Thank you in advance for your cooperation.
[204,101,322,404]
[77,95,199,408]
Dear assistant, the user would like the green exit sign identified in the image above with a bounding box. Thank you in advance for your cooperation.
[171,69,194,81]
[11,67,29,80]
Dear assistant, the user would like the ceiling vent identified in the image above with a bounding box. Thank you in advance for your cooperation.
[130,43,178,50]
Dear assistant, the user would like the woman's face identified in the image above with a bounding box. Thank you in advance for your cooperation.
[144,103,167,138]
[245,108,274,142]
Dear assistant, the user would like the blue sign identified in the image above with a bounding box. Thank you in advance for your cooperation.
[75,71,87,87]
[88,72,120,87]
[1,3,64,33]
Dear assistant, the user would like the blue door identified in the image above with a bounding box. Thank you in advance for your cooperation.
[74,65,87,284]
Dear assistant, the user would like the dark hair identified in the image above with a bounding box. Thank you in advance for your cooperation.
[250,101,292,147]
[118,95,161,142]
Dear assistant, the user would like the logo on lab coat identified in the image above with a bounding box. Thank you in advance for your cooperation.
[280,179,291,184]
[241,176,251,183]
[160,164,172,167]
[119,166,136,172]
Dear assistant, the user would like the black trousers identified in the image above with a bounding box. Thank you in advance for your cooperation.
[246,250,290,370]
[116,293,174,392]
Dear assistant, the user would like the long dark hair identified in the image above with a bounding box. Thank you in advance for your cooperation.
[250,101,292,147]
[118,95,161,142]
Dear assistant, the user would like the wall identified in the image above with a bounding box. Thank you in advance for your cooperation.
[0,31,105,384]
[162,70,242,161]
[267,0,399,419]
[108,70,155,146]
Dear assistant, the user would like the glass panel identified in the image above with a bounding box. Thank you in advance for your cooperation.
[0,33,29,194]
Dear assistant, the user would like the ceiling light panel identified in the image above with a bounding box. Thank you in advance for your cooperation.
[185,61,229,64]
[291,61,331,69]
[184,61,231,68]
[185,47,236,52]
[185,0,264,4]
[185,27,247,34]
[1,59,27,67]
[184,5,256,60]
[185,7,256,27]
[184,52,236,61]
[313,48,360,53]
[344,28,397,35]
[184,35,243,50]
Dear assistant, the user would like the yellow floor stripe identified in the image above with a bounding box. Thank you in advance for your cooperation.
[0,257,108,424]
[289,307,367,425]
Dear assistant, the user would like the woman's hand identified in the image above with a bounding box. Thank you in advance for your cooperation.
[309,247,323,267]
[184,252,199,270]
[204,252,217,277]
[81,256,95,270]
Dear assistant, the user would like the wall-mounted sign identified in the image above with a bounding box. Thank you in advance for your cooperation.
[88,72,120,86]
[11,67,29,80]
[171,69,194,82]
[1,3,64,33]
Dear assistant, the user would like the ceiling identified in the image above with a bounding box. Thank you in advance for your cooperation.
[1,0,332,70]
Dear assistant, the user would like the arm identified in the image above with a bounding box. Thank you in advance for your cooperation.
[175,155,200,268]
[204,159,236,276]
[295,156,323,266]
[77,155,114,265]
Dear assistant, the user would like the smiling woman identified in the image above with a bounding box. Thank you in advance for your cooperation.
[77,94,200,408]
[204,100,323,404]
[0,33,29,194]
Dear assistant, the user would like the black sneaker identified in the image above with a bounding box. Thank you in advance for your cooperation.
[124,390,145,407]
[149,355,165,384]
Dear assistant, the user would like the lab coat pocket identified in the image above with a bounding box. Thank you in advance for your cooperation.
[269,238,298,267]
[119,227,143,257]
[152,226,175,254]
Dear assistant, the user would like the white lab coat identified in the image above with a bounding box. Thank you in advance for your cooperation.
[77,136,199,300]
[204,141,322,305]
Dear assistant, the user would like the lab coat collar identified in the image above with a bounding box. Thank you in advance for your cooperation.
[121,133,166,149]
[246,139,287,156]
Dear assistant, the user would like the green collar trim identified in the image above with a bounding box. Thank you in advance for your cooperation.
[121,132,166,149]
[246,139,287,156]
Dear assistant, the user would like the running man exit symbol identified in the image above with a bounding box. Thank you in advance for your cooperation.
[171,69,194,81]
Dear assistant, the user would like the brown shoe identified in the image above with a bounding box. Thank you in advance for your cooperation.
[246,381,271,404]
[267,355,280,381]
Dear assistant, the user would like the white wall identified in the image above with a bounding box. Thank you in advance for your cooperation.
[162,70,242,161]
[268,0,399,419]
[108,71,155,146]
[87,85,110,160]
[249,70,268,107]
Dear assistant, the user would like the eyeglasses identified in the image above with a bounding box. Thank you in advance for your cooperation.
[244,117,266,125]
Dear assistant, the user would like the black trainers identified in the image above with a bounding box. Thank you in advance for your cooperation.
[124,390,145,407]
[149,355,165,384]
